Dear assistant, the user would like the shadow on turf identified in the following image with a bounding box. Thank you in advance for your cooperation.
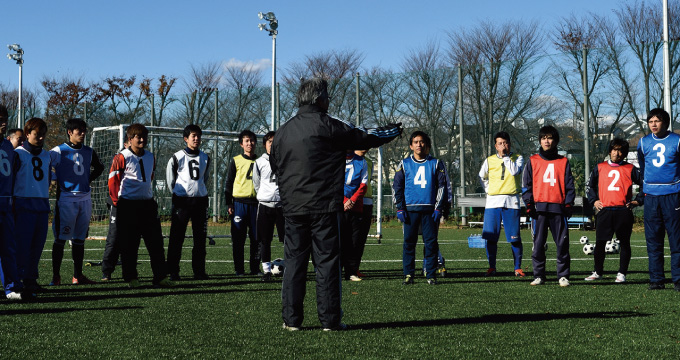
[31,276,282,304]
[348,311,652,330]
[0,305,142,316]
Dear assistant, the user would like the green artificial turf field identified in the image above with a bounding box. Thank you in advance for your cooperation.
[1,224,679,359]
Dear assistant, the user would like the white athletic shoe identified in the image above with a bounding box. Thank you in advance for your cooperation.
[530,278,545,286]
[282,323,300,331]
[584,272,601,281]
[559,277,570,287]
[349,275,362,282]
[6,292,22,301]
[615,273,626,283]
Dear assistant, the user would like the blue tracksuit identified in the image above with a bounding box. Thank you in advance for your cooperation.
[0,139,21,295]
[393,155,447,279]
[638,131,680,284]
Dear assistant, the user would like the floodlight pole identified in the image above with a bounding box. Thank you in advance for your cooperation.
[663,0,673,129]
[259,12,278,131]
[271,33,277,131]
[7,44,24,129]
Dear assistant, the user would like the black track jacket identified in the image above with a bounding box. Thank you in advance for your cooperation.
[271,104,401,216]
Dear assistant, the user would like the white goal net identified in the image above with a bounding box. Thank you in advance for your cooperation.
[88,125,254,240]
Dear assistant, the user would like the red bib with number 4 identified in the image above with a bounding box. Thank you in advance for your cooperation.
[597,162,634,207]
[530,155,567,204]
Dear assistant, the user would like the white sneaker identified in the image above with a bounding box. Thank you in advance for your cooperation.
[559,277,570,287]
[615,273,626,283]
[282,323,300,331]
[530,278,544,286]
[349,275,362,282]
[584,272,601,281]
[323,323,347,331]
[6,292,22,301]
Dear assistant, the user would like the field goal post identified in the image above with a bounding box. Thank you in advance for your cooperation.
[88,124,250,240]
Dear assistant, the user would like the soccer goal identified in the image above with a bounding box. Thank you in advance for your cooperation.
[88,125,253,240]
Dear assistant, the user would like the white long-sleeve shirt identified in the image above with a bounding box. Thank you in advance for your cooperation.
[478,153,524,209]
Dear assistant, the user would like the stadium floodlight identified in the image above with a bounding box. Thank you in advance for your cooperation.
[258,11,278,131]
[6,44,24,129]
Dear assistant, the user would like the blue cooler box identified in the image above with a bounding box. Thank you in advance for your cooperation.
[468,234,486,248]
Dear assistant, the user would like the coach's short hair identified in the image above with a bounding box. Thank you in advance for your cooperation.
[409,130,431,149]
[183,124,202,138]
[127,123,148,140]
[538,125,560,145]
[66,118,87,133]
[263,131,275,145]
[494,131,511,145]
[238,129,256,144]
[296,78,329,107]
[0,104,8,120]
[647,108,670,128]
[25,118,47,135]
[608,138,630,158]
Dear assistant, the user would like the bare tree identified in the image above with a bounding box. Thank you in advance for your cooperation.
[140,75,178,127]
[551,13,611,163]
[97,75,146,125]
[282,49,364,120]
[614,0,663,123]
[178,62,222,128]
[0,83,40,126]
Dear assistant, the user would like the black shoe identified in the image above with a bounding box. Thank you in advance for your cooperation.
[427,278,438,285]
[101,273,112,281]
[193,273,209,280]
[250,271,264,276]
[261,272,272,282]
[169,273,181,281]
[674,282,680,292]
[649,282,665,290]
[402,275,414,285]
[234,272,245,277]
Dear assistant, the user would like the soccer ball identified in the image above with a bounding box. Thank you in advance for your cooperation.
[605,241,615,254]
[579,236,589,245]
[613,238,620,244]
[583,243,595,255]
[271,258,285,276]
[610,242,620,254]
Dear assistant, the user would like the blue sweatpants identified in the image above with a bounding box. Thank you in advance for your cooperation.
[643,193,680,284]
[15,210,49,282]
[231,200,259,274]
[482,207,523,270]
[0,210,22,294]
[402,211,438,279]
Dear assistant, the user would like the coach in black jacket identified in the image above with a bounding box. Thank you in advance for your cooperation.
[271,78,401,331]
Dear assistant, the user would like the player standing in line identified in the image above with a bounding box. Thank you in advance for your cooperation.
[0,106,23,300]
[354,149,373,278]
[522,125,575,287]
[108,124,174,288]
[637,108,680,291]
[478,131,525,277]
[253,131,284,282]
[393,131,447,285]
[100,138,128,281]
[13,118,58,294]
[49,118,105,285]
[224,130,260,276]
[585,138,643,283]
[166,124,211,281]
[341,150,368,282]
[6,128,24,149]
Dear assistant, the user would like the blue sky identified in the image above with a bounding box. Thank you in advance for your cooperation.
[1,0,626,92]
